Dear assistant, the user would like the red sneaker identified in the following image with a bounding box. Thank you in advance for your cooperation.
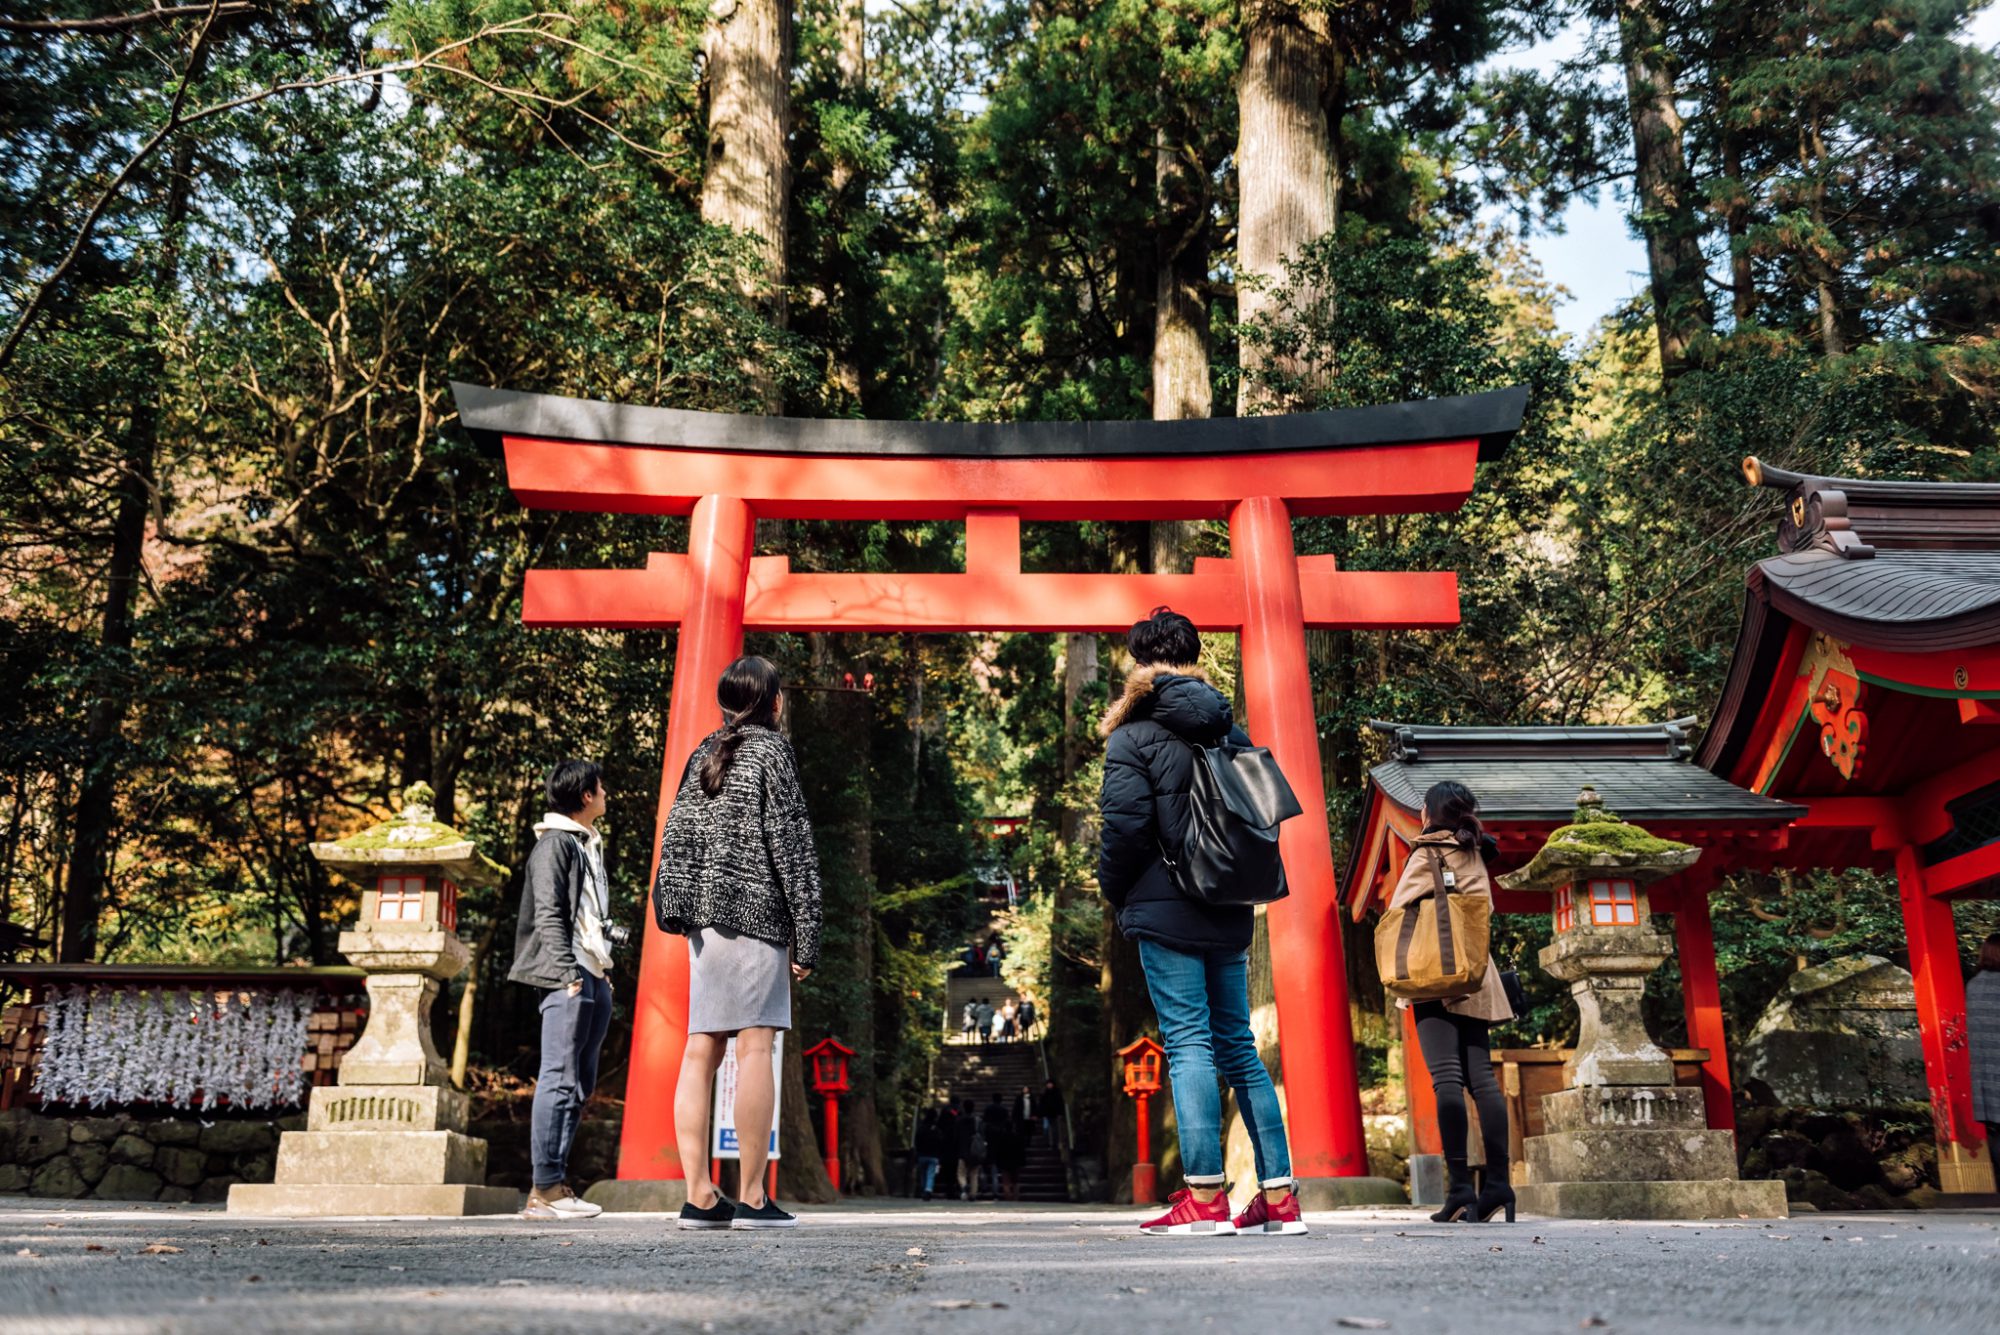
[1233,1189,1308,1236]
[1139,1188,1237,1236]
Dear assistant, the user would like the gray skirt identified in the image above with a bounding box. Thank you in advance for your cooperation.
[687,926,792,1034]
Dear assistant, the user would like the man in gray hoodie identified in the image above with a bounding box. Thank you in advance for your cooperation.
[509,758,616,1219]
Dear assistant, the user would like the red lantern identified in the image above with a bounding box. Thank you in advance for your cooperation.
[803,1037,855,1190]
[1119,1035,1167,1204]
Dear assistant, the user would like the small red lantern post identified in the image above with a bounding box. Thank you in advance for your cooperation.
[803,1037,854,1191]
[1119,1035,1167,1205]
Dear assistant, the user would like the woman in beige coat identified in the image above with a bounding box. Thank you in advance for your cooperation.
[1389,780,1515,1223]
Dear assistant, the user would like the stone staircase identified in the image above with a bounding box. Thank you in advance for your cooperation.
[935,974,1067,1202]
[932,1039,1069,1202]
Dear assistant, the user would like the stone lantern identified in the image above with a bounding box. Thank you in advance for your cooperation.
[230,784,518,1216]
[1498,789,1786,1219]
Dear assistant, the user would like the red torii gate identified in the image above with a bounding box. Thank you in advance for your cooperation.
[455,381,1528,1196]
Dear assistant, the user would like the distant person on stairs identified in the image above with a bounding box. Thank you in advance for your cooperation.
[913,1109,944,1201]
[955,1096,985,1200]
[1000,998,1019,1042]
[1018,993,1039,1040]
[1097,607,1307,1238]
[962,1000,980,1043]
[974,999,995,1045]
[1037,1079,1064,1146]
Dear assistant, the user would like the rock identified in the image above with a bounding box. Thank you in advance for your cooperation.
[1736,954,1927,1106]
[12,1111,70,1165]
[199,1122,276,1155]
[94,1164,163,1201]
[0,1164,28,1192]
[156,1147,205,1188]
[70,1143,109,1184]
[193,1177,234,1204]
[157,1186,194,1204]
[111,1134,155,1167]
[30,1158,87,1199]
[69,1117,126,1145]
[145,1120,202,1147]
[277,1112,307,1133]
[234,1154,275,1184]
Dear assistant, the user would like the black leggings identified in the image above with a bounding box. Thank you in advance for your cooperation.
[1413,1003,1508,1169]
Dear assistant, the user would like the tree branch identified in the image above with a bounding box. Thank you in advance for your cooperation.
[0,2,255,34]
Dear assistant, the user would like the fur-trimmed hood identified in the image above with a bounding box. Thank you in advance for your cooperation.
[1098,662,1234,742]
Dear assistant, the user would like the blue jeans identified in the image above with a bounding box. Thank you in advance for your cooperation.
[915,1156,939,1195]
[1137,939,1292,1188]
[531,972,613,1189]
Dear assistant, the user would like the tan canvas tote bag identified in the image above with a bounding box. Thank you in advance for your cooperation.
[1375,846,1491,1002]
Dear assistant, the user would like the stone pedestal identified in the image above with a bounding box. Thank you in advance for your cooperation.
[1515,1086,1786,1218]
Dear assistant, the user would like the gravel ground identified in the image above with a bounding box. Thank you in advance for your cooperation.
[0,1197,1994,1335]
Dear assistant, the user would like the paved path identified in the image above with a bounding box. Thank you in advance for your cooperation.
[0,1198,1995,1334]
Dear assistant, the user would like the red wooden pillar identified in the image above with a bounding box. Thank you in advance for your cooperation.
[1230,496,1370,1180]
[1672,880,1736,1133]
[1894,845,1994,1193]
[618,494,755,1181]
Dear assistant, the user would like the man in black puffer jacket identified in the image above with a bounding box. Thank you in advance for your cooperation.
[1097,607,1306,1239]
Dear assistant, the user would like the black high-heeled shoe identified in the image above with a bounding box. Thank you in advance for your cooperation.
[1429,1164,1478,1223]
[1475,1161,1516,1223]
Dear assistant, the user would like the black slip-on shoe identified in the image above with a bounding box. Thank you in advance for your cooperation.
[731,1197,798,1229]
[677,1194,737,1230]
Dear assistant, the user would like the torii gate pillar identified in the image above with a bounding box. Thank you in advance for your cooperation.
[1233,497,1372,1185]
[616,495,753,1194]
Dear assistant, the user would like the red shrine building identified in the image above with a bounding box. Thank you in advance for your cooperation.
[1696,458,2000,1195]
[455,380,1529,1195]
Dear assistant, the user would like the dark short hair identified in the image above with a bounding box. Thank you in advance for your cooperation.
[1129,606,1199,666]
[1981,932,2000,973]
[545,759,603,815]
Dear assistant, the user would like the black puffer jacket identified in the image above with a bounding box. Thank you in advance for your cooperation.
[1096,663,1254,953]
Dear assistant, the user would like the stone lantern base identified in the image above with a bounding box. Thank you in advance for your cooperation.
[229,1081,518,1217]
[1515,1086,1787,1220]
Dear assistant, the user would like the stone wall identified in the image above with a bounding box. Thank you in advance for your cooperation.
[0,1108,300,1203]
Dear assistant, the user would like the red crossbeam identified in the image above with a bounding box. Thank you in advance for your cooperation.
[499,436,1483,520]
[522,554,1460,633]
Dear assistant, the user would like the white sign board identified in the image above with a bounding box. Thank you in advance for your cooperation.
[710,1033,783,1160]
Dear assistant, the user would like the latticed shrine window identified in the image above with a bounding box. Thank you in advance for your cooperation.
[377,875,426,922]
[440,880,459,933]
[1554,883,1575,932]
[1586,879,1639,926]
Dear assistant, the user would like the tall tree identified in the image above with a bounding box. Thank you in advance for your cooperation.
[1608,0,1714,374]
[704,0,794,410]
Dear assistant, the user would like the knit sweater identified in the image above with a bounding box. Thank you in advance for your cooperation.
[652,725,823,970]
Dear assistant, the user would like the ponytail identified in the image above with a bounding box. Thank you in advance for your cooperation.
[1421,779,1484,852]
[699,655,783,796]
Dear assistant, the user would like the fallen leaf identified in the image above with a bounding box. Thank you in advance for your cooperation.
[15,1249,40,1259]
[85,1244,110,1253]
[557,1241,575,1249]
[1489,1245,1503,1252]
[255,1239,269,1247]
[1581,1319,1610,1329]
[906,1247,926,1257]
[932,1300,1008,1310]
[140,1244,183,1256]
[496,1278,530,1288]
[388,1265,405,1272]
[43,1223,63,1230]
[1337,1320,1390,1331]
[1766,1235,1792,1242]
[244,1276,261,1284]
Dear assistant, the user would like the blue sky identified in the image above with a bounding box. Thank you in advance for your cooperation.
[1504,7,2000,341]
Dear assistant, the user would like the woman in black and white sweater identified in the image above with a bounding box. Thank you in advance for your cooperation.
[654,655,822,1230]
